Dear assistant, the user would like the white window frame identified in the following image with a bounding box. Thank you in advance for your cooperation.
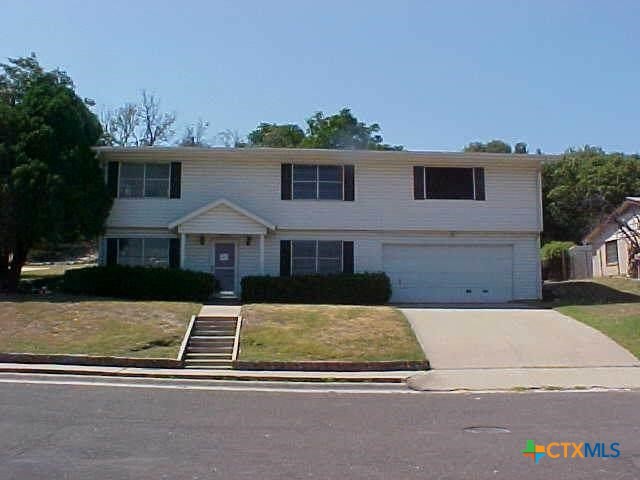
[605,240,619,265]
[292,165,344,200]
[118,162,171,199]
[143,163,171,198]
[291,240,343,275]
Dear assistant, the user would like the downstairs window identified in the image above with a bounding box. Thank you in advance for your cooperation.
[117,238,170,267]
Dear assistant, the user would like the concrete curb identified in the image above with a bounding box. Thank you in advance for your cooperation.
[0,353,181,369]
[235,360,430,372]
[406,366,640,392]
[0,363,413,383]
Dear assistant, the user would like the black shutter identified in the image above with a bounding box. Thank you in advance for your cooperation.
[107,161,119,198]
[343,165,355,201]
[170,162,182,199]
[342,241,354,274]
[106,238,118,266]
[474,167,485,201]
[413,166,425,200]
[281,164,292,200]
[280,240,291,276]
[169,238,180,268]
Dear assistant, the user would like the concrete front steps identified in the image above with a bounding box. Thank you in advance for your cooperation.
[182,316,240,369]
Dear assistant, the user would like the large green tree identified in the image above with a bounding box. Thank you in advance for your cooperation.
[0,55,112,291]
[542,146,640,242]
[247,122,305,147]
[248,108,403,150]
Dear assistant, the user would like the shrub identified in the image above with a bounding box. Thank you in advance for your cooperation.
[61,265,218,301]
[241,272,391,305]
[540,241,575,261]
[541,241,575,281]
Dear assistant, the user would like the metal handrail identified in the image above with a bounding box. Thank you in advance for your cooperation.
[231,315,243,362]
[177,315,197,362]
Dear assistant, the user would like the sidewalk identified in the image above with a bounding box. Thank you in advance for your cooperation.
[0,363,412,383]
[407,366,640,392]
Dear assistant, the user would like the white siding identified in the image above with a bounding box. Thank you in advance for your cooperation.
[103,149,542,232]
[99,148,543,301]
[180,203,267,234]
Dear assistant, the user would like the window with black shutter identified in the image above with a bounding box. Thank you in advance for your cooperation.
[106,238,118,265]
[170,162,182,199]
[280,240,292,276]
[107,162,119,198]
[342,241,354,274]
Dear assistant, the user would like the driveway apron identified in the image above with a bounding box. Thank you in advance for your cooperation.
[402,308,640,369]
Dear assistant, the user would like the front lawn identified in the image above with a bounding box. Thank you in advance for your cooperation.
[0,294,200,358]
[239,304,425,362]
[546,278,640,359]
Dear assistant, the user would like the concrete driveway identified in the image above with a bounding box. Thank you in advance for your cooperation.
[402,308,640,369]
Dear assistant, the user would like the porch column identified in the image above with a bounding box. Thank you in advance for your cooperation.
[259,234,265,275]
[180,233,186,269]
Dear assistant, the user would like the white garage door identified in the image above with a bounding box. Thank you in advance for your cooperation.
[383,244,514,303]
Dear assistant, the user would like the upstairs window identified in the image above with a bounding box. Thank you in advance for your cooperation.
[605,240,618,265]
[282,164,354,201]
[413,166,485,201]
[119,163,170,198]
[292,165,344,200]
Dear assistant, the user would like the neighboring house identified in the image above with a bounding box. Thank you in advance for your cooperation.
[95,147,546,303]
[584,197,640,278]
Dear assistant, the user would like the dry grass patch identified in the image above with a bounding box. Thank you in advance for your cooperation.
[239,304,425,362]
[0,294,200,358]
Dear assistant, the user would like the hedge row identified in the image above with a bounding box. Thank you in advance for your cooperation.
[61,265,218,301]
[241,272,391,305]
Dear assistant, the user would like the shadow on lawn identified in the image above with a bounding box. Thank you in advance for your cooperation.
[544,280,640,306]
[0,291,174,304]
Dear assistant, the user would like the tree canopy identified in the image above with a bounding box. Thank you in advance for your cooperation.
[542,146,640,242]
[247,123,305,148]
[247,108,402,150]
[0,54,112,290]
[463,140,528,154]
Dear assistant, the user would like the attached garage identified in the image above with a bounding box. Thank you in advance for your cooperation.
[382,244,514,303]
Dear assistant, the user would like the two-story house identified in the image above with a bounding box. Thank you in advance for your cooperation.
[96,147,545,303]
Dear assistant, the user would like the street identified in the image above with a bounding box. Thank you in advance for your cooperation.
[0,375,639,479]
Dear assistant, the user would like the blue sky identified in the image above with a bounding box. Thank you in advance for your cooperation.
[2,1,639,153]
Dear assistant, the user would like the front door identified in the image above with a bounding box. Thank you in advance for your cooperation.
[214,242,236,294]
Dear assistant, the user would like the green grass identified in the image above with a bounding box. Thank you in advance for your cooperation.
[0,293,200,358]
[239,304,425,362]
[546,278,640,359]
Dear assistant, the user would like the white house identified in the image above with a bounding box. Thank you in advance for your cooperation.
[584,197,640,278]
[96,147,546,303]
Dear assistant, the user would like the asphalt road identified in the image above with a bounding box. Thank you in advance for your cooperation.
[0,376,639,479]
